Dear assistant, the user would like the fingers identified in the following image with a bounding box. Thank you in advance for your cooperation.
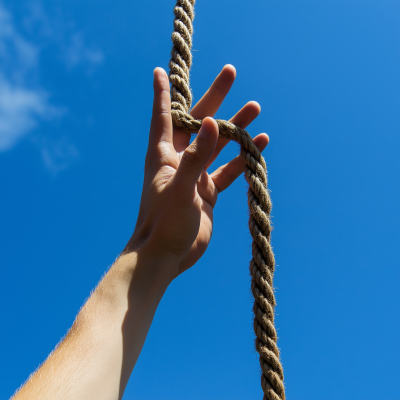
[190,65,236,119]
[211,133,269,193]
[173,65,235,154]
[205,101,261,169]
[146,68,174,169]
[174,117,219,191]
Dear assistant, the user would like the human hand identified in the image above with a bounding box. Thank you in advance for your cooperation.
[125,65,269,278]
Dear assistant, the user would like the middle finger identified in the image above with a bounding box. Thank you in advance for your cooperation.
[174,64,236,153]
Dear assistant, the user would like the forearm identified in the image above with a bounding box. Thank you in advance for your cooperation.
[13,250,176,400]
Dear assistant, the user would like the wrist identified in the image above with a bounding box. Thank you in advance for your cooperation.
[87,248,177,331]
[113,242,179,295]
[124,228,182,277]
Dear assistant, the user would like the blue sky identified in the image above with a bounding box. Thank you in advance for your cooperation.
[1,1,399,399]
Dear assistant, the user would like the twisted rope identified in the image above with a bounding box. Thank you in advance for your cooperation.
[168,1,285,399]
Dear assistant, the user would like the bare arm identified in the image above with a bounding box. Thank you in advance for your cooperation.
[13,251,174,400]
[12,66,268,400]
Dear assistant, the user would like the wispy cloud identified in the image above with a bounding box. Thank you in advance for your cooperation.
[22,2,104,72]
[0,1,103,171]
[65,33,104,70]
[0,6,37,71]
[0,4,54,151]
[39,137,79,174]
[0,74,58,151]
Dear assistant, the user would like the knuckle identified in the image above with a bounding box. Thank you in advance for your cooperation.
[182,144,199,164]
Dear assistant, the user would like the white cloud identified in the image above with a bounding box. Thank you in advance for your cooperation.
[0,3,55,151]
[0,5,37,70]
[65,33,104,69]
[0,2,103,171]
[40,137,79,174]
[0,74,57,150]
[22,2,104,72]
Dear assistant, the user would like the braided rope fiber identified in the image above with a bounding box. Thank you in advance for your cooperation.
[168,1,285,399]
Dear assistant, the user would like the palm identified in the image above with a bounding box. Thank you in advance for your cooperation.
[162,132,212,273]
[183,199,213,272]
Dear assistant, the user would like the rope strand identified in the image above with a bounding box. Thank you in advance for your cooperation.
[168,2,285,399]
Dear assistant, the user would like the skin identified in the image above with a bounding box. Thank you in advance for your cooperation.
[12,65,269,400]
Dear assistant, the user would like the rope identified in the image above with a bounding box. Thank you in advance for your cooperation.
[168,1,285,399]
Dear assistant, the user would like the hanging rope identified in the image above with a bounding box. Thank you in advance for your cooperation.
[168,1,285,399]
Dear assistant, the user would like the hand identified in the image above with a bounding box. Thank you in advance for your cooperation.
[125,65,269,278]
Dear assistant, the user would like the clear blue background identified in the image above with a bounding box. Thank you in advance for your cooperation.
[1,1,399,399]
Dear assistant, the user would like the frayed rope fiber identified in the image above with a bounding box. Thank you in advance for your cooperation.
[168,1,285,399]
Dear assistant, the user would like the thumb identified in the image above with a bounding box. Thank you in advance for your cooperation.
[174,117,219,189]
